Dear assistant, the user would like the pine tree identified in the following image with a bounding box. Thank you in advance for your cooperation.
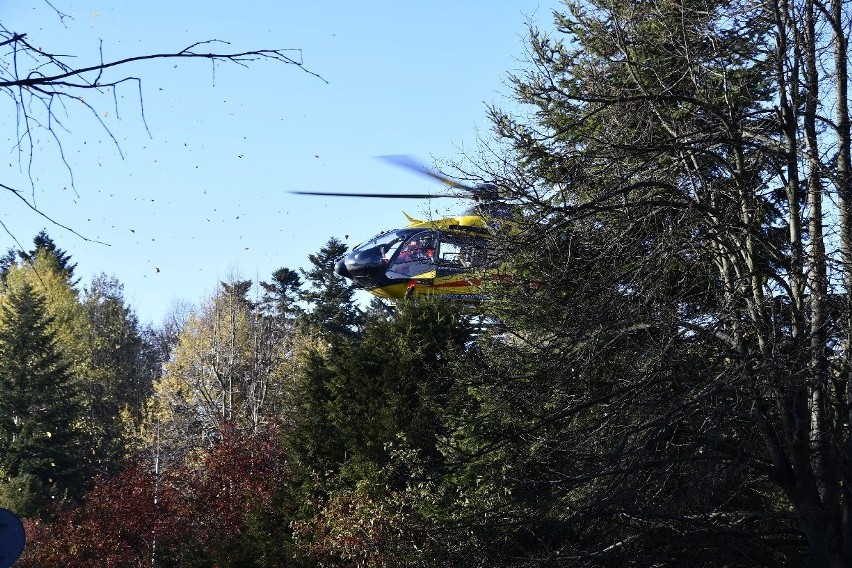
[29,230,77,283]
[300,237,363,338]
[0,231,79,286]
[259,267,303,324]
[0,279,83,517]
[288,298,473,481]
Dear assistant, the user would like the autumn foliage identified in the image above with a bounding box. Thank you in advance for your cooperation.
[18,425,292,567]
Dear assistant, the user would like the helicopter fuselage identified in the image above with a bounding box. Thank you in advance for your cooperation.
[335,214,496,302]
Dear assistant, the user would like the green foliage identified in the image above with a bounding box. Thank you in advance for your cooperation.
[0,473,50,520]
[287,343,346,479]
[259,266,303,322]
[300,237,363,338]
[293,443,478,567]
[0,279,84,517]
[288,298,474,483]
[1,238,157,486]
[0,231,77,285]
[28,230,78,283]
[81,274,154,476]
[147,274,303,465]
[285,298,484,564]
[460,0,831,564]
[3,0,848,561]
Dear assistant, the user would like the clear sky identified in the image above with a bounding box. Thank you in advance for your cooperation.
[1,1,558,325]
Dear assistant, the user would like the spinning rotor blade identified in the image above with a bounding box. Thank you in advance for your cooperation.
[378,155,479,192]
[289,155,496,201]
[289,190,464,199]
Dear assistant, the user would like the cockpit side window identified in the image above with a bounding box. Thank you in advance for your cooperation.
[386,231,437,279]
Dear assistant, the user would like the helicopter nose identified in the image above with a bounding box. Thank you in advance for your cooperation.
[335,257,352,280]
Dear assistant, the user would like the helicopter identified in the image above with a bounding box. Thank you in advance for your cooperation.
[292,156,511,303]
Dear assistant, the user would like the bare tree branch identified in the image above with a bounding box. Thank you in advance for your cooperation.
[0,19,325,240]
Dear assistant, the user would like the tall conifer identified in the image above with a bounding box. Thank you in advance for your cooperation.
[0,280,82,517]
[300,237,363,338]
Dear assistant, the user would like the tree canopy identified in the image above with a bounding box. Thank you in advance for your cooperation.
[9,0,852,566]
[0,278,83,517]
[468,0,852,565]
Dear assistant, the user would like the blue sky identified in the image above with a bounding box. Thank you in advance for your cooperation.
[1,1,558,324]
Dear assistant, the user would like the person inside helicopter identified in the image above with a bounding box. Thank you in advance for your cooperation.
[387,232,436,278]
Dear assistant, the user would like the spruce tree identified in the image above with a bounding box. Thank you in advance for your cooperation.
[259,267,303,324]
[288,297,472,482]
[0,231,79,286]
[29,230,77,283]
[0,279,83,517]
[300,237,363,338]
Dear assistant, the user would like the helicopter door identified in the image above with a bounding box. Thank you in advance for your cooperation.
[385,231,438,280]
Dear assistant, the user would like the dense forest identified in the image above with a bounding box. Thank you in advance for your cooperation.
[4,0,852,565]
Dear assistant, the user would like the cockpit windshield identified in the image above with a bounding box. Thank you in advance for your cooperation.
[353,229,419,261]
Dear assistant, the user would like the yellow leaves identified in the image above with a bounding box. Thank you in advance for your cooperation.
[150,372,192,417]
[2,253,91,369]
[140,278,306,453]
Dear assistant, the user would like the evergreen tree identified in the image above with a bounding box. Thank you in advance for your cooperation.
[288,298,473,483]
[0,279,83,517]
[0,231,79,286]
[285,298,479,564]
[259,267,303,323]
[0,249,16,284]
[81,274,153,475]
[287,344,345,478]
[0,231,76,285]
[445,0,849,564]
[29,230,77,282]
[220,278,254,309]
[300,237,363,338]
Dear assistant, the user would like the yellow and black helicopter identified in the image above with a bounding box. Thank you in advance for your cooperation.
[293,156,511,303]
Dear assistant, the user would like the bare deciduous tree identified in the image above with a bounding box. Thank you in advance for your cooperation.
[0,4,323,242]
